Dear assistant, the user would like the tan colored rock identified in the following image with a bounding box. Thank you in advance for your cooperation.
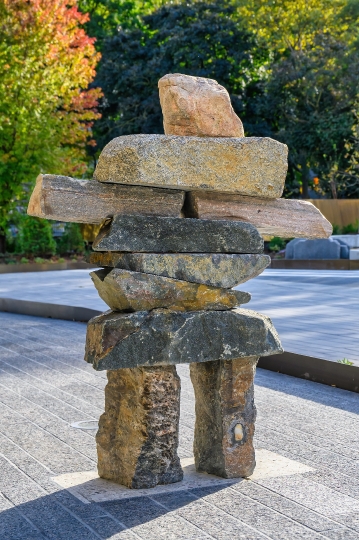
[94,134,288,198]
[186,191,333,239]
[89,252,270,288]
[190,356,258,478]
[91,268,250,312]
[27,174,185,223]
[158,73,244,138]
[97,366,183,488]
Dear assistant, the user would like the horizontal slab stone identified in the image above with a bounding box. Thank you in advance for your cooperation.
[94,134,288,198]
[85,308,282,371]
[27,174,185,223]
[89,252,270,288]
[92,215,263,254]
[91,268,250,312]
[185,192,332,239]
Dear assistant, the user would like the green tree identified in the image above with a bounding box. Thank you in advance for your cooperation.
[93,1,268,148]
[16,216,56,257]
[244,36,359,198]
[0,0,102,247]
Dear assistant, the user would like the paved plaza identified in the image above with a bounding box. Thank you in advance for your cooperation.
[1,311,359,539]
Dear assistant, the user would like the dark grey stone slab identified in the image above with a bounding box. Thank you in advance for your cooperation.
[89,252,270,288]
[85,308,282,370]
[92,214,263,253]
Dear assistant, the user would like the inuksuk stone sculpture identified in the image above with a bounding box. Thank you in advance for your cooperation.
[27,73,332,489]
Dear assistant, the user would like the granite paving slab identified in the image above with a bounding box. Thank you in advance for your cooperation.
[0,312,359,539]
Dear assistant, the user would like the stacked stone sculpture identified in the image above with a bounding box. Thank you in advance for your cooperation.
[27,73,332,490]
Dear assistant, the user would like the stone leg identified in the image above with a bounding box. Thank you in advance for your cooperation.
[190,356,258,478]
[96,365,183,488]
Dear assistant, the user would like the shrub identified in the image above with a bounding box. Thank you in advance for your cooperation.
[17,216,56,257]
[56,223,85,256]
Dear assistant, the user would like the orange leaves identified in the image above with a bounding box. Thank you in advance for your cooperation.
[0,0,102,222]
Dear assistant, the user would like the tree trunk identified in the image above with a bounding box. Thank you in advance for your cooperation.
[0,233,5,254]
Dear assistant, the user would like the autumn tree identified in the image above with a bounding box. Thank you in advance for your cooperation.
[0,0,102,245]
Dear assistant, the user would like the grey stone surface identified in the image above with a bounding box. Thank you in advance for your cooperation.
[191,357,258,478]
[285,238,341,260]
[89,252,270,288]
[91,268,250,312]
[93,214,264,254]
[97,366,183,488]
[85,308,282,371]
[0,312,359,539]
[94,134,288,198]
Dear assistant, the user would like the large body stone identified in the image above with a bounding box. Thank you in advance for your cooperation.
[190,357,258,478]
[85,308,282,371]
[27,174,184,223]
[97,366,182,488]
[94,134,288,199]
[93,215,263,254]
[158,73,244,138]
[185,191,332,239]
[89,252,270,288]
[91,268,250,312]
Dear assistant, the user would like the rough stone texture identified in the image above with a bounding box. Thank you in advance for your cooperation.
[190,356,258,478]
[92,214,263,254]
[185,191,333,239]
[158,73,244,138]
[97,366,183,488]
[89,252,270,288]
[285,238,341,260]
[27,174,184,223]
[91,268,250,312]
[85,308,282,371]
[94,134,288,198]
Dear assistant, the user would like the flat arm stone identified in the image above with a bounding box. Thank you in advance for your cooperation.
[94,134,288,198]
[84,308,283,371]
[92,214,264,253]
[185,191,332,239]
[27,174,185,223]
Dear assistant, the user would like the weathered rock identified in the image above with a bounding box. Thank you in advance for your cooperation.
[158,73,244,138]
[91,268,250,312]
[27,174,184,223]
[89,252,270,288]
[285,238,342,260]
[97,366,183,488]
[92,215,263,254]
[185,191,333,239]
[190,357,258,478]
[94,134,288,198]
[85,308,282,371]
